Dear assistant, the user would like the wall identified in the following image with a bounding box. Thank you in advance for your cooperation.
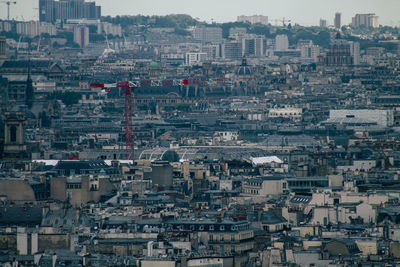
[0,180,36,202]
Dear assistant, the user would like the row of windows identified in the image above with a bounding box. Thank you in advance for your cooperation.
[210,234,236,241]
[66,183,82,189]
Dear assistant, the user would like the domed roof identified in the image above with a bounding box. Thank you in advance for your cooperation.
[149,61,159,68]
[161,150,180,162]
[237,58,252,76]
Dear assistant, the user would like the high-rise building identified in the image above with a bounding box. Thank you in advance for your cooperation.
[223,41,242,60]
[351,14,379,28]
[39,0,101,23]
[243,36,266,57]
[74,26,89,48]
[320,19,327,28]
[275,35,289,51]
[193,27,223,44]
[334,13,341,29]
[237,15,268,25]
[349,41,360,65]
[0,36,6,63]
[301,45,321,62]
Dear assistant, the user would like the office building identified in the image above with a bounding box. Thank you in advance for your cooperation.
[74,26,89,48]
[223,41,242,60]
[39,0,101,23]
[301,45,321,62]
[352,14,379,28]
[243,36,266,57]
[229,27,247,38]
[16,21,57,38]
[275,35,289,51]
[193,27,223,44]
[320,19,327,28]
[0,36,6,62]
[334,13,341,29]
[349,41,360,65]
[185,52,208,65]
[237,15,268,25]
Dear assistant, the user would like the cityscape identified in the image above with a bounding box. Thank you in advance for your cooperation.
[1,0,400,266]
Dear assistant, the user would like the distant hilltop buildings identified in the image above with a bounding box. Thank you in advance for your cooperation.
[237,15,269,25]
[39,0,101,23]
[352,13,379,28]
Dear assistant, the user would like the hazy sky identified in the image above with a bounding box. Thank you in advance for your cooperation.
[3,0,400,26]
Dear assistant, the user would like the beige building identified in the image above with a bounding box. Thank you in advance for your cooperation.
[50,174,115,206]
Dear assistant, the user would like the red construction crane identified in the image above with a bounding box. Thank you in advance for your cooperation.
[90,79,190,159]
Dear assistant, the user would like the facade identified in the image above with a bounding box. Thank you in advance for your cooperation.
[185,52,208,65]
[243,37,265,57]
[349,41,360,65]
[39,0,101,23]
[268,107,303,121]
[329,109,394,127]
[334,12,341,29]
[3,112,28,160]
[242,177,288,197]
[193,27,223,44]
[0,36,6,63]
[300,45,321,62]
[325,41,353,66]
[237,15,268,25]
[16,21,57,38]
[223,41,242,60]
[352,14,379,28]
[50,174,115,206]
[74,26,89,48]
[97,22,122,36]
[275,35,289,51]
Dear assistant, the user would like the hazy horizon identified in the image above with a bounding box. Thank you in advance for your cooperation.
[2,0,400,27]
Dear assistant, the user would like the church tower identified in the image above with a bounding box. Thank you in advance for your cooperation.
[3,111,28,159]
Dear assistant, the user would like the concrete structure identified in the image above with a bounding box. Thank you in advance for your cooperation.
[237,15,268,25]
[352,14,379,28]
[301,45,321,62]
[74,26,89,48]
[193,27,222,43]
[334,12,341,29]
[0,36,6,63]
[329,109,394,127]
[39,0,101,23]
[268,108,303,121]
[50,174,115,206]
[185,52,208,65]
[223,41,242,60]
[242,177,288,197]
[349,41,360,65]
[275,35,289,51]
[150,161,173,188]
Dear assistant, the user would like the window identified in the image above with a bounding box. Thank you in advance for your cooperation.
[220,234,224,241]
[231,234,235,241]
[10,125,17,142]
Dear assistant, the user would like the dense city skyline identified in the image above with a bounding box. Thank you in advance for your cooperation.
[1,0,400,26]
